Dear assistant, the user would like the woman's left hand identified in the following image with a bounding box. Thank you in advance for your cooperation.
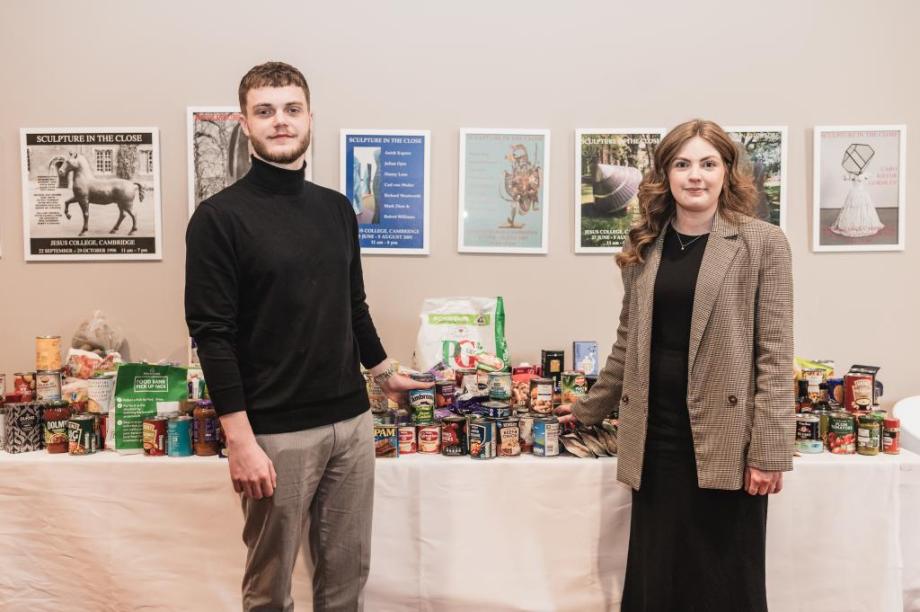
[744,466,783,495]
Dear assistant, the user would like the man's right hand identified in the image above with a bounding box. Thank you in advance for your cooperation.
[220,411,276,500]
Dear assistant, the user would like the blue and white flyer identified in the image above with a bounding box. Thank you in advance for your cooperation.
[340,129,430,255]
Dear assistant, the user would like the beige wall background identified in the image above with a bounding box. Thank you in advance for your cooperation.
[1,0,917,407]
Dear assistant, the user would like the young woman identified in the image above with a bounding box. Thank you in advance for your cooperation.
[558,119,794,611]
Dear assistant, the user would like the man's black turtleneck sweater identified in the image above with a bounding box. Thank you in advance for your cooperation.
[185,156,387,434]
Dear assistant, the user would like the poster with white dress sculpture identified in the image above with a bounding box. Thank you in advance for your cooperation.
[813,125,906,252]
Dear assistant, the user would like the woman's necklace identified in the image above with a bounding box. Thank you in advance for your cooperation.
[671,220,706,251]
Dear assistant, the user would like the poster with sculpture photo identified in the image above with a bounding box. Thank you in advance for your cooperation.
[575,129,665,253]
[339,129,430,255]
[20,127,162,261]
[813,125,906,252]
[459,129,550,254]
[725,126,787,231]
[187,107,313,217]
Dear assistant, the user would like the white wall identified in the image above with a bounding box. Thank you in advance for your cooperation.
[1,0,917,406]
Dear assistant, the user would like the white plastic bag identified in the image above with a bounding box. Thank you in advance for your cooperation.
[414,297,509,371]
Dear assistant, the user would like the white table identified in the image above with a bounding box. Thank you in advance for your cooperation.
[1,449,918,611]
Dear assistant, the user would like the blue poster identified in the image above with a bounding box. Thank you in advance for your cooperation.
[459,130,550,254]
[340,130,430,255]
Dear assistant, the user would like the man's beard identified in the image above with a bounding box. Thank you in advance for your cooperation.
[251,130,311,165]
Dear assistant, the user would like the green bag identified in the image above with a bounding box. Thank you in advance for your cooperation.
[113,363,187,453]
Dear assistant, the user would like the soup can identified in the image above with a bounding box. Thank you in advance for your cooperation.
[398,425,417,454]
[844,373,874,413]
[35,336,62,371]
[409,373,436,423]
[468,417,496,460]
[533,416,560,457]
[529,377,554,415]
[441,416,467,456]
[488,371,513,401]
[68,414,98,455]
[795,413,822,454]
[417,423,441,454]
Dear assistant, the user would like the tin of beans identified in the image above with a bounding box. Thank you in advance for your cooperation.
[883,417,900,455]
[417,423,441,454]
[560,371,587,404]
[533,416,560,457]
[795,413,823,454]
[827,411,856,454]
[42,401,72,454]
[398,425,417,454]
[482,400,513,419]
[529,377,554,415]
[518,413,535,453]
[68,414,97,455]
[468,417,496,459]
[441,416,467,456]
[495,417,521,457]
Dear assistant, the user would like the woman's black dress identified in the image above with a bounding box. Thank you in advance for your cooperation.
[620,225,769,612]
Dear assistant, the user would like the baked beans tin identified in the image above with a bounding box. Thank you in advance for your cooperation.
[167,415,193,457]
[68,414,97,455]
[441,416,468,456]
[483,400,513,419]
[468,417,496,459]
[560,371,587,404]
[495,417,521,457]
[518,413,535,453]
[488,371,513,401]
[417,423,441,454]
[35,370,63,402]
[857,414,881,456]
[533,416,560,457]
[795,413,822,454]
[844,373,873,413]
[13,373,36,402]
[143,416,169,456]
[6,402,43,453]
[42,401,72,453]
[435,380,456,410]
[409,373,436,423]
[398,425,417,454]
[827,411,856,454]
[529,377,554,415]
[883,417,901,455]
[35,336,62,371]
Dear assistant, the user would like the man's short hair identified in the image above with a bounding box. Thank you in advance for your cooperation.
[238,61,311,112]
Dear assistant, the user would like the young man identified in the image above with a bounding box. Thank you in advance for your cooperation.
[185,61,426,612]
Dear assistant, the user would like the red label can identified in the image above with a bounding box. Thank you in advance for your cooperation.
[883,417,900,455]
[143,416,168,456]
[844,374,873,412]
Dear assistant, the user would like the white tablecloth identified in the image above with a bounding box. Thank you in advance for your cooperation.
[1,449,918,611]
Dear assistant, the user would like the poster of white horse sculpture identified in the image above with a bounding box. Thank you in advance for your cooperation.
[20,127,163,261]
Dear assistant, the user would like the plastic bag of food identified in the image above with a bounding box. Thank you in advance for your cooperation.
[72,310,125,354]
[113,363,188,454]
[414,297,509,371]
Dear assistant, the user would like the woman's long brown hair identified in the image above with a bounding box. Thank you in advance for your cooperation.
[616,119,758,268]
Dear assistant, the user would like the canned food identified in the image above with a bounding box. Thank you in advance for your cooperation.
[398,425,417,454]
[529,377,554,415]
[417,423,441,454]
[455,367,478,395]
[844,373,874,412]
[825,377,845,407]
[496,417,521,457]
[857,414,881,456]
[468,417,496,459]
[560,371,587,404]
[68,414,97,455]
[167,415,193,457]
[13,373,36,402]
[488,371,513,401]
[42,401,72,453]
[795,413,823,454]
[441,416,467,456]
[35,336,62,371]
[6,402,43,453]
[35,370,63,402]
[533,417,560,457]
[143,416,169,456]
[883,417,900,455]
[519,413,535,453]
[435,380,456,410]
[409,373,436,423]
[803,368,827,403]
[482,400,513,419]
[827,411,856,454]
[374,423,398,458]
[813,409,832,447]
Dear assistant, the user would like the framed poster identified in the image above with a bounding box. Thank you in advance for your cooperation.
[724,126,788,231]
[813,125,907,252]
[187,107,313,217]
[339,129,430,255]
[20,127,162,261]
[458,129,550,254]
[574,128,664,253]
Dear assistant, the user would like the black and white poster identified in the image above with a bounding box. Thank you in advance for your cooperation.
[20,127,163,261]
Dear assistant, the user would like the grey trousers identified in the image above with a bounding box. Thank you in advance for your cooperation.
[240,410,374,612]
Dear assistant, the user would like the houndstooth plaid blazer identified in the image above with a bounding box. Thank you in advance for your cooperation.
[575,212,795,491]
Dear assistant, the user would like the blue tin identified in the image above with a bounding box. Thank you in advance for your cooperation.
[167,415,193,457]
[533,416,560,457]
